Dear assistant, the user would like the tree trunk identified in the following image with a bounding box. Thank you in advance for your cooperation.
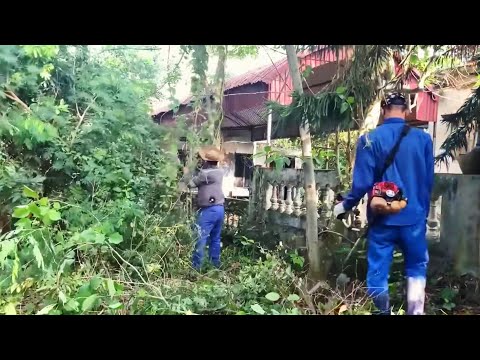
[346,127,353,182]
[335,129,342,182]
[211,45,227,146]
[286,45,324,280]
[192,45,227,146]
[360,99,382,134]
[350,99,382,171]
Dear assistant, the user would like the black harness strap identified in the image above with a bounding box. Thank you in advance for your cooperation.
[378,125,411,180]
[367,124,411,231]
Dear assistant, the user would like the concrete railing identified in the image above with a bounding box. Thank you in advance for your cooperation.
[248,167,340,231]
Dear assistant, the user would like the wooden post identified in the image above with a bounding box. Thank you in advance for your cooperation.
[247,166,260,222]
[267,111,272,145]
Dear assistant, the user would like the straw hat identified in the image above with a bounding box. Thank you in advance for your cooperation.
[198,145,225,162]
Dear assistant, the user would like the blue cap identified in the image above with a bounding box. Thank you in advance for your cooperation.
[381,92,407,107]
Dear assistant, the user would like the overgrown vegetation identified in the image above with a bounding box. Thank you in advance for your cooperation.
[0,45,350,315]
[0,45,181,314]
[260,130,359,187]
[1,45,478,315]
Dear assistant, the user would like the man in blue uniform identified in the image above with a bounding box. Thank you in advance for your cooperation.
[334,93,434,315]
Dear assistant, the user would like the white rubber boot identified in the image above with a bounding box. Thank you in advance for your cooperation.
[407,277,426,315]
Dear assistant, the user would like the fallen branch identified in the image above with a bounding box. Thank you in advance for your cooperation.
[107,244,169,307]
[4,91,32,113]
[295,281,317,314]
[307,280,331,295]
[70,95,98,146]
[319,229,356,244]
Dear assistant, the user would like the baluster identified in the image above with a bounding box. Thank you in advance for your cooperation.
[315,183,322,218]
[322,186,330,215]
[271,183,279,211]
[285,185,293,215]
[324,186,335,218]
[278,183,286,213]
[293,185,302,217]
[437,196,442,222]
[316,184,322,206]
[301,186,307,216]
[427,196,441,242]
[265,182,273,210]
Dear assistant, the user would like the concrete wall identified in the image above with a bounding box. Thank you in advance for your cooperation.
[433,174,480,276]
[245,166,480,277]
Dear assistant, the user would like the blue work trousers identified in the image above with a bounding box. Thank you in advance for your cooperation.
[367,221,429,314]
[192,205,224,270]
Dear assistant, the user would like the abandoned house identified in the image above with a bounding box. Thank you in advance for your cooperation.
[151,47,479,198]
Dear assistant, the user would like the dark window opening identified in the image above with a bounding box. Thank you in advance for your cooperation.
[234,153,253,187]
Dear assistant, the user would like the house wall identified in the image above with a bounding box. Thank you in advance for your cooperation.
[223,129,252,142]
[222,152,236,197]
[429,87,476,174]
[222,141,254,154]
[222,141,254,197]
[221,139,304,197]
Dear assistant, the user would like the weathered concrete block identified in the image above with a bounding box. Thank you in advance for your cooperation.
[435,174,480,276]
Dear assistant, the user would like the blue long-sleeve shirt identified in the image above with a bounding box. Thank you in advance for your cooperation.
[343,118,434,226]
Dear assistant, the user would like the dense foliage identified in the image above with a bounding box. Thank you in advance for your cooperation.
[0,45,182,313]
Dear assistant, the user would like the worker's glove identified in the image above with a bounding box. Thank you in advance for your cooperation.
[333,202,347,219]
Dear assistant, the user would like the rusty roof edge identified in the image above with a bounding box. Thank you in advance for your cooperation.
[152,46,332,116]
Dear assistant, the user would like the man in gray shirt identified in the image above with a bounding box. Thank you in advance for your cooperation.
[184,146,226,271]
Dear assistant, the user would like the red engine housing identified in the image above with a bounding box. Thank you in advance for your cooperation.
[370,181,404,203]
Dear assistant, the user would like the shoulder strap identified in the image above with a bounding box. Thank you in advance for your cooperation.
[379,125,411,178]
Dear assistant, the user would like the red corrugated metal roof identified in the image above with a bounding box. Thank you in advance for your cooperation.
[156,58,290,114]
[223,47,332,91]
[153,48,331,115]
[155,48,439,126]
[224,57,289,90]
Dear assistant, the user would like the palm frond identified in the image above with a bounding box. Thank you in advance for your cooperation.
[446,45,480,62]
[342,45,394,118]
[268,90,353,136]
[269,45,397,135]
